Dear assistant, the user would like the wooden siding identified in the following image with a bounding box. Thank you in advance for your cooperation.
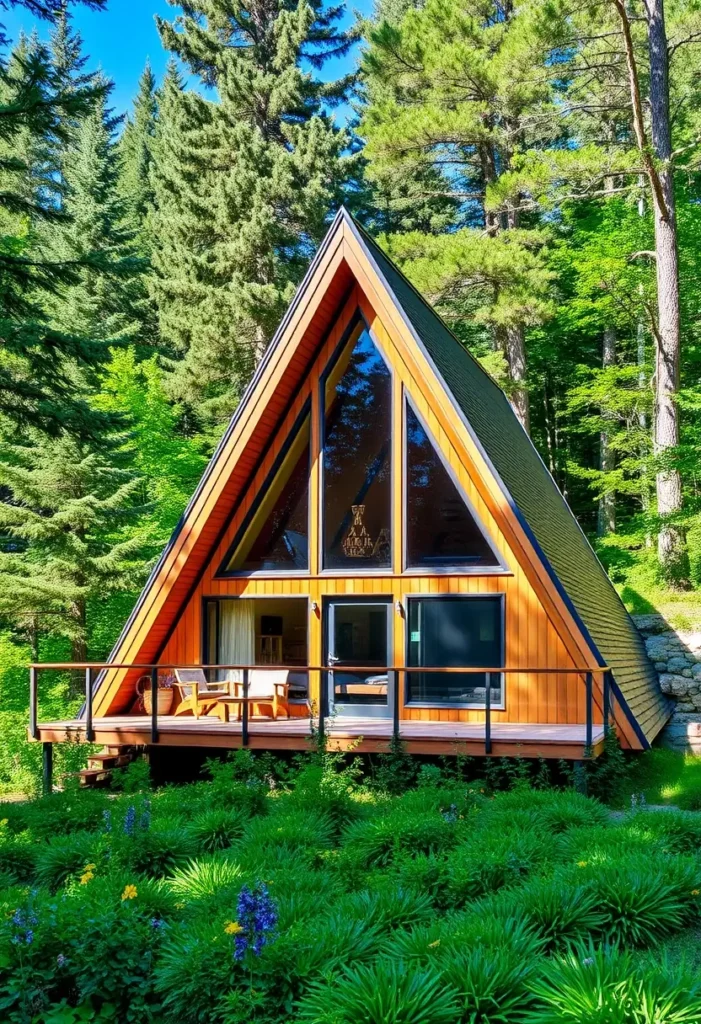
[120,288,606,736]
[92,215,628,744]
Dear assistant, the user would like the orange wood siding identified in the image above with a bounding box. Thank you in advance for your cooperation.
[128,287,602,733]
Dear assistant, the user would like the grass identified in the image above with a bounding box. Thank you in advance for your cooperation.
[1,753,701,1023]
[622,748,701,810]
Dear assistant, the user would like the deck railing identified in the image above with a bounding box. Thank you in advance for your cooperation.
[29,662,612,756]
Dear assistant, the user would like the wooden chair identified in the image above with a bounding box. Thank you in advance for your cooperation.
[172,669,229,720]
[233,669,290,720]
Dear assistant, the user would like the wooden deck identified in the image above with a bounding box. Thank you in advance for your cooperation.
[33,716,606,759]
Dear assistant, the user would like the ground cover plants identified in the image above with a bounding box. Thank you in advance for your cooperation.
[1,751,701,1024]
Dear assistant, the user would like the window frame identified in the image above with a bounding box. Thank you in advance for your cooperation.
[402,392,508,575]
[319,313,395,576]
[404,593,506,710]
[216,399,312,578]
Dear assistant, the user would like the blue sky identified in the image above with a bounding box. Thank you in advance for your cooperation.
[1,0,371,121]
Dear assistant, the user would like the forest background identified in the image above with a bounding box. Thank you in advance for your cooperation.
[1,0,701,791]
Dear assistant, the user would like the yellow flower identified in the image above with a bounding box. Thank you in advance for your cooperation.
[692,889,700,896]
[121,884,138,901]
[428,939,441,948]
[577,861,588,868]
[80,871,94,885]
[84,863,96,871]
[224,921,244,935]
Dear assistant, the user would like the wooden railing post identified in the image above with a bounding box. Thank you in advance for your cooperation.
[29,666,39,740]
[242,668,249,748]
[485,671,492,755]
[603,670,611,736]
[585,671,593,753]
[85,667,94,742]
[150,666,159,744]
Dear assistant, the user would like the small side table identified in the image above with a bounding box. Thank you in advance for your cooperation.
[217,695,258,723]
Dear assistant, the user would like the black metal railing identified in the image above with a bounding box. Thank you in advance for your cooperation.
[29,662,610,757]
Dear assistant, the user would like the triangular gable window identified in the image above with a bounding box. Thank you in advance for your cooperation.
[322,324,392,570]
[405,401,501,570]
[222,410,310,574]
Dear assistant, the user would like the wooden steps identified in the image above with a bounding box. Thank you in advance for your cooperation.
[78,746,137,787]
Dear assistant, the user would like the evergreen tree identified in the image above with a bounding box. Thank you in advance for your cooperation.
[360,0,563,432]
[151,0,354,427]
[0,2,110,434]
[118,61,157,254]
[0,429,147,663]
[42,81,143,353]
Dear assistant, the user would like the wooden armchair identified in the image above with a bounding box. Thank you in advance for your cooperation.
[233,669,290,720]
[173,669,229,720]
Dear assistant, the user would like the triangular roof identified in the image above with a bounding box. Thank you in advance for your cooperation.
[95,208,667,745]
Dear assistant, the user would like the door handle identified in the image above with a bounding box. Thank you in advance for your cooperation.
[328,654,339,665]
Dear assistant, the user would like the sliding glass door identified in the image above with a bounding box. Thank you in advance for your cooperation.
[326,599,392,718]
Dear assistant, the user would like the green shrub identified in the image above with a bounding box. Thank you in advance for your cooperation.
[448,910,544,958]
[527,943,701,1024]
[5,789,110,839]
[381,922,449,962]
[588,856,700,946]
[393,852,448,905]
[440,944,538,1023]
[336,885,434,931]
[168,856,243,902]
[631,809,701,853]
[113,826,198,878]
[498,877,604,951]
[444,830,548,905]
[297,959,461,1024]
[556,823,666,865]
[341,809,460,868]
[0,834,37,882]
[488,789,609,833]
[35,832,100,890]
[241,808,334,853]
[186,807,248,852]
[154,919,235,1024]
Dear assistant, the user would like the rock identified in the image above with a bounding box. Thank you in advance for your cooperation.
[667,656,690,673]
[659,673,690,697]
[683,669,693,678]
[655,662,669,673]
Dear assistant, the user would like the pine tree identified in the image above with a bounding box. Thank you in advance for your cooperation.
[0,429,147,663]
[360,0,563,432]
[0,2,110,434]
[151,0,354,427]
[118,61,157,254]
[42,81,143,353]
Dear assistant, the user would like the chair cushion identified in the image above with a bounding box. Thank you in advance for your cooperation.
[247,669,289,698]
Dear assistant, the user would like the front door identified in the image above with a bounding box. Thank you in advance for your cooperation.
[326,599,392,718]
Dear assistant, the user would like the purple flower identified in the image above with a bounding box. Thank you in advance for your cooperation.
[10,905,37,946]
[232,882,278,962]
[57,953,67,967]
[123,805,136,837]
[150,917,164,931]
[102,810,112,833]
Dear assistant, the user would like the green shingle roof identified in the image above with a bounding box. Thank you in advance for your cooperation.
[346,212,669,746]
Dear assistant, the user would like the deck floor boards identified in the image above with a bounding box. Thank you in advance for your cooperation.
[34,715,604,748]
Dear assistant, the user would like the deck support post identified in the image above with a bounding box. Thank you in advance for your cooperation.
[485,672,492,755]
[29,666,39,740]
[42,742,53,796]
[391,669,399,743]
[150,666,159,744]
[603,670,611,736]
[242,668,249,748]
[85,667,94,742]
[585,671,593,754]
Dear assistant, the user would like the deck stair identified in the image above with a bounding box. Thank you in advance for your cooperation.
[79,746,137,787]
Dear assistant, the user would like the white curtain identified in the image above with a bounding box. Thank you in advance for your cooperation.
[219,600,255,684]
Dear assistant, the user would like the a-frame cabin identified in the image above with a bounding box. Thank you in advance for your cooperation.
[31,209,669,762]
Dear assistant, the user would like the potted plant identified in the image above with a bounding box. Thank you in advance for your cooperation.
[135,672,174,715]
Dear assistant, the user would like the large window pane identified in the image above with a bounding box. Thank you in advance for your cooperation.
[407,596,503,705]
[406,404,499,569]
[224,415,310,573]
[323,326,391,569]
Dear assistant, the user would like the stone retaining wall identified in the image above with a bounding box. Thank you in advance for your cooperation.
[632,614,701,754]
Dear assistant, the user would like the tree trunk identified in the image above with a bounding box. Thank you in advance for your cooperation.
[598,325,616,536]
[645,0,689,583]
[504,322,530,433]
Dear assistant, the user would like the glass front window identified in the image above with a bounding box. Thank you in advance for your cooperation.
[406,596,503,705]
[323,325,392,570]
[406,403,500,570]
[223,414,310,573]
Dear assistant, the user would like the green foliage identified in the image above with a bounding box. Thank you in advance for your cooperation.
[440,944,538,1023]
[167,856,243,902]
[186,807,248,853]
[297,959,461,1024]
